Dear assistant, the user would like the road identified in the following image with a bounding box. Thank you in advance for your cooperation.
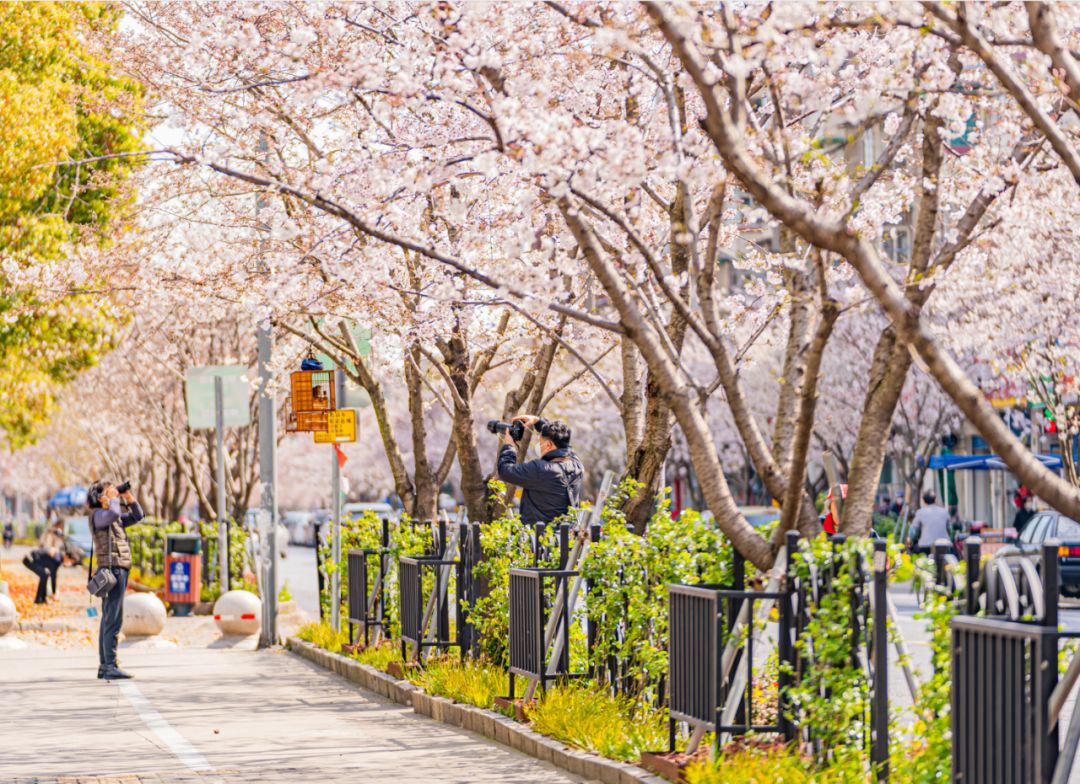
[0,644,580,784]
[281,544,319,619]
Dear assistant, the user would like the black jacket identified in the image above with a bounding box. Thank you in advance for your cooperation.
[497,445,584,525]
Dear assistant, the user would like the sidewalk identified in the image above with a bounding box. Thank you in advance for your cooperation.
[0,644,581,783]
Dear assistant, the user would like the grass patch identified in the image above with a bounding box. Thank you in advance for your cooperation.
[527,684,668,763]
[353,641,403,671]
[296,621,349,654]
[412,657,518,709]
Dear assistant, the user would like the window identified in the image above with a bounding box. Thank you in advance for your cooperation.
[1054,517,1080,541]
[1020,515,1049,544]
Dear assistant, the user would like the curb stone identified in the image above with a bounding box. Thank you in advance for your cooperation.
[287,637,667,783]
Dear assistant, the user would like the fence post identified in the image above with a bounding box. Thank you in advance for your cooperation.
[932,539,948,587]
[314,521,325,621]
[871,539,889,781]
[534,522,545,566]
[1042,539,1061,782]
[728,548,746,727]
[779,530,800,742]
[587,523,601,677]
[964,537,981,616]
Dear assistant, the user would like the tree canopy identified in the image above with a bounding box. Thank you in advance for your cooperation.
[0,2,142,446]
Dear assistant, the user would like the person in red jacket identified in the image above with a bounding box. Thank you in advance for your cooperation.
[822,484,848,535]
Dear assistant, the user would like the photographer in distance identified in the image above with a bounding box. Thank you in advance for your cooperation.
[494,415,583,525]
[87,480,144,680]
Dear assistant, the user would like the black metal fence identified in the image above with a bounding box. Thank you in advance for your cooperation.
[396,520,483,663]
[948,537,1076,784]
[665,532,890,773]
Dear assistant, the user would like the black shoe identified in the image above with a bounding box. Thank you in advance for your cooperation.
[101,668,134,680]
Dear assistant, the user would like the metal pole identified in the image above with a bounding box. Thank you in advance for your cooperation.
[254,130,278,647]
[215,376,228,593]
[330,367,344,632]
[257,324,277,648]
[871,540,889,781]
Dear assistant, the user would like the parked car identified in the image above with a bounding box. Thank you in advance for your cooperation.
[342,501,397,522]
[739,505,780,529]
[996,510,1080,596]
[282,511,316,545]
[62,515,92,562]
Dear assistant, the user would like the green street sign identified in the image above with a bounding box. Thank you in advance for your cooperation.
[185,366,251,429]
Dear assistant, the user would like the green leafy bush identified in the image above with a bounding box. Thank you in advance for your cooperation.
[318,511,433,631]
[582,482,735,701]
[786,536,873,771]
[527,684,668,762]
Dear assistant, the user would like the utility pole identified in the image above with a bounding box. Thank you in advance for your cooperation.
[256,132,278,648]
[215,377,228,593]
[257,327,277,647]
[330,367,345,632]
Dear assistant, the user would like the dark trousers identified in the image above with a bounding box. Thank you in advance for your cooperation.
[24,555,58,603]
[98,567,128,670]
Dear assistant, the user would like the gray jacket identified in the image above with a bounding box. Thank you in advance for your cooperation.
[91,498,144,569]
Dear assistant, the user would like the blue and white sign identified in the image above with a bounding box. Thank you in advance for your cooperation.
[169,560,192,595]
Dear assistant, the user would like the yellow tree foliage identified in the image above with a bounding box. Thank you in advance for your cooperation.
[0,2,143,447]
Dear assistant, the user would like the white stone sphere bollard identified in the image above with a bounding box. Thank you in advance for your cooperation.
[0,593,17,636]
[122,593,167,637]
[213,589,262,636]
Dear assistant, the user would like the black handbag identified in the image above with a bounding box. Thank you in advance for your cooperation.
[86,512,117,598]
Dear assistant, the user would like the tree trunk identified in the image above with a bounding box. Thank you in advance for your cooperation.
[840,328,913,535]
[560,199,774,569]
[623,372,674,533]
[775,300,837,543]
[771,267,814,476]
[405,343,438,522]
[442,330,492,524]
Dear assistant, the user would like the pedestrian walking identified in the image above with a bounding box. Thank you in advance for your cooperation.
[2,521,13,549]
[1013,495,1036,535]
[87,480,144,681]
[908,490,951,555]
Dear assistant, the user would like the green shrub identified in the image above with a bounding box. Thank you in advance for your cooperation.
[582,484,735,701]
[527,684,667,762]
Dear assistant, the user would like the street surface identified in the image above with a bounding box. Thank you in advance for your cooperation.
[0,645,580,784]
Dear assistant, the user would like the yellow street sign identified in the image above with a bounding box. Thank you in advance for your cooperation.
[313,409,357,444]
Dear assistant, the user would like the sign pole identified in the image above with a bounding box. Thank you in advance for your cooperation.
[257,326,277,647]
[215,376,229,593]
[330,367,344,632]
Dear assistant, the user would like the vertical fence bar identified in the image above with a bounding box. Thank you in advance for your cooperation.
[965,537,982,616]
[1042,539,1061,782]
[871,540,889,781]
[933,539,947,586]
[587,523,601,677]
[779,530,799,742]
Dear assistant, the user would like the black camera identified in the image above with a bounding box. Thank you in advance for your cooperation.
[487,420,525,442]
[116,481,131,494]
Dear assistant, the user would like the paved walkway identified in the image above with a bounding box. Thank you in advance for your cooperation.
[0,645,580,784]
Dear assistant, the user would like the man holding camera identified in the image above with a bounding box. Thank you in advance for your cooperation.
[88,480,143,680]
[496,415,583,525]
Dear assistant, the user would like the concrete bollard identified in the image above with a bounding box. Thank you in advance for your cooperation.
[0,592,16,636]
[122,593,167,637]
[213,589,262,636]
